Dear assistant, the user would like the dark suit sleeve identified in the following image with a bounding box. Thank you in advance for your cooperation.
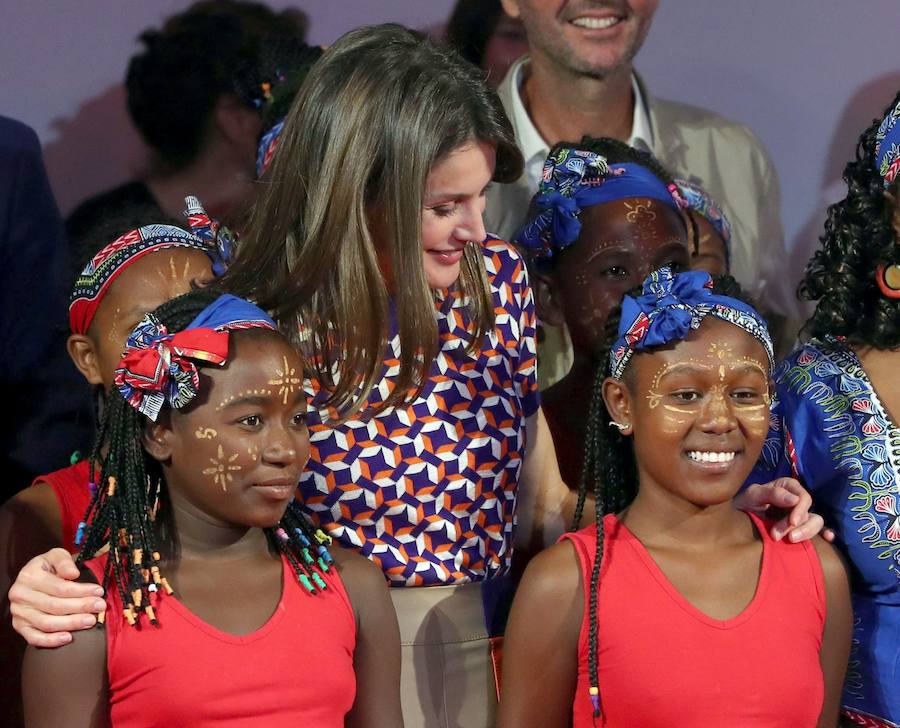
[0,117,92,500]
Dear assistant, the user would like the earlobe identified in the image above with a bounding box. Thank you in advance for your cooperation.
[67,335,104,386]
[601,378,633,436]
[534,272,566,328]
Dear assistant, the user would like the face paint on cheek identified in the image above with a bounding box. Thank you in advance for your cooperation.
[107,307,122,343]
[269,355,301,406]
[202,444,242,492]
[247,444,259,459]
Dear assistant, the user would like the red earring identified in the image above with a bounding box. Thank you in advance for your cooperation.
[876,263,900,299]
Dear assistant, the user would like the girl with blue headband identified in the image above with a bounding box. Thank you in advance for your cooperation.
[20,289,401,726]
[498,268,851,728]
[750,91,900,728]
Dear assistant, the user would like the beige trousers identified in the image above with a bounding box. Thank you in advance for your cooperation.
[390,582,499,728]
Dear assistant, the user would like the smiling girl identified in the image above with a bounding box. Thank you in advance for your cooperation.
[498,269,851,727]
[21,290,401,727]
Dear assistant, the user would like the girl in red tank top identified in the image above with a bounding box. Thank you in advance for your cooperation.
[498,269,852,728]
[22,290,402,727]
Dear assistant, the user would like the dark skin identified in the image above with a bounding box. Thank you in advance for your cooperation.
[498,320,852,728]
[21,334,403,727]
[689,212,729,276]
[0,248,212,725]
[537,197,690,487]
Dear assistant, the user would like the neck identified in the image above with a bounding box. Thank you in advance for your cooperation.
[622,480,746,549]
[522,55,636,146]
[164,487,269,562]
[145,143,253,224]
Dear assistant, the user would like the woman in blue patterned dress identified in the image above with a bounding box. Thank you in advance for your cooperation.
[9,24,826,728]
[751,91,900,728]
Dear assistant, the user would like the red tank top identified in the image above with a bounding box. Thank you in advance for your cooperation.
[32,460,92,553]
[561,513,826,727]
[84,554,357,727]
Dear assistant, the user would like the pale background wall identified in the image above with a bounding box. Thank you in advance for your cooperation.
[1,0,898,292]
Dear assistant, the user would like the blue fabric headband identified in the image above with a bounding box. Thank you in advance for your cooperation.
[515,147,687,259]
[875,99,900,188]
[609,268,773,380]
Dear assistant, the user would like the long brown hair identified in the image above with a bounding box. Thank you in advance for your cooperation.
[222,24,522,419]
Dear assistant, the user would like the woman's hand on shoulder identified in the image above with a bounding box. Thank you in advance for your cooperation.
[735,477,834,543]
[498,540,582,728]
[9,548,105,647]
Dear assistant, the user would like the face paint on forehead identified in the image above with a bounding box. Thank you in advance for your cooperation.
[214,388,275,412]
[269,355,302,406]
[624,199,658,224]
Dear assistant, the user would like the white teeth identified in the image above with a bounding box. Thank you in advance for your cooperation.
[687,451,736,464]
[571,16,620,29]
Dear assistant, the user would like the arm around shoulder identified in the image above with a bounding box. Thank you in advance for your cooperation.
[333,548,403,728]
[497,539,583,728]
[811,537,852,728]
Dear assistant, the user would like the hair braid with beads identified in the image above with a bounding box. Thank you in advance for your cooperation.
[572,273,755,718]
[74,288,334,628]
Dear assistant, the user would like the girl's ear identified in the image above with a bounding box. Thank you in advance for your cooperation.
[143,416,174,463]
[534,272,566,328]
[67,334,104,386]
[601,376,634,436]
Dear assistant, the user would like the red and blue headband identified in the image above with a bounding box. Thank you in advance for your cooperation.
[675,179,733,250]
[69,198,233,334]
[256,117,285,177]
[875,99,900,188]
[114,294,277,421]
[515,147,687,259]
[609,267,773,380]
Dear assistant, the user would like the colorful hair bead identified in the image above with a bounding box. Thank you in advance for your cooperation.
[311,573,327,590]
[74,521,86,546]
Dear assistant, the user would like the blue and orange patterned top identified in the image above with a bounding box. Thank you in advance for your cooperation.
[750,338,900,726]
[298,238,539,587]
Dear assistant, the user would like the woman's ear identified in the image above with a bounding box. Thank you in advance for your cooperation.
[601,377,633,436]
[534,271,566,328]
[67,334,104,386]
[143,417,174,463]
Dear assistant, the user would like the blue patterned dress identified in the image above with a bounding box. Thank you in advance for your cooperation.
[750,337,900,726]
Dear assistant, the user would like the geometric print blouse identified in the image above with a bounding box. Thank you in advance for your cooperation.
[749,338,900,726]
[298,238,539,586]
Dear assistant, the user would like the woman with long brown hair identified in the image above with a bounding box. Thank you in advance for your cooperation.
[8,23,825,727]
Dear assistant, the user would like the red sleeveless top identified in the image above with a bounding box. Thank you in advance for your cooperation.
[32,460,92,553]
[561,513,826,727]
[84,554,357,727]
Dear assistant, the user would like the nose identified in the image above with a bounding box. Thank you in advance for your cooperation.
[456,200,487,244]
[261,423,300,467]
[697,388,737,435]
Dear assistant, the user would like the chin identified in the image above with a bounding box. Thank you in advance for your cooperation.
[424,262,462,290]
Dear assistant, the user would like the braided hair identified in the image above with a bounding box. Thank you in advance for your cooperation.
[572,273,753,719]
[799,89,900,349]
[74,289,333,628]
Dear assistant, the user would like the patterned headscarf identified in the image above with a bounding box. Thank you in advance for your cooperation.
[515,147,687,259]
[114,294,277,421]
[875,98,900,188]
[609,267,773,380]
[675,179,733,250]
[256,117,285,177]
[69,198,235,334]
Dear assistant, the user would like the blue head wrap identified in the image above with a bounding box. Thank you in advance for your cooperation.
[609,267,773,380]
[875,99,900,188]
[675,179,733,253]
[515,147,687,259]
